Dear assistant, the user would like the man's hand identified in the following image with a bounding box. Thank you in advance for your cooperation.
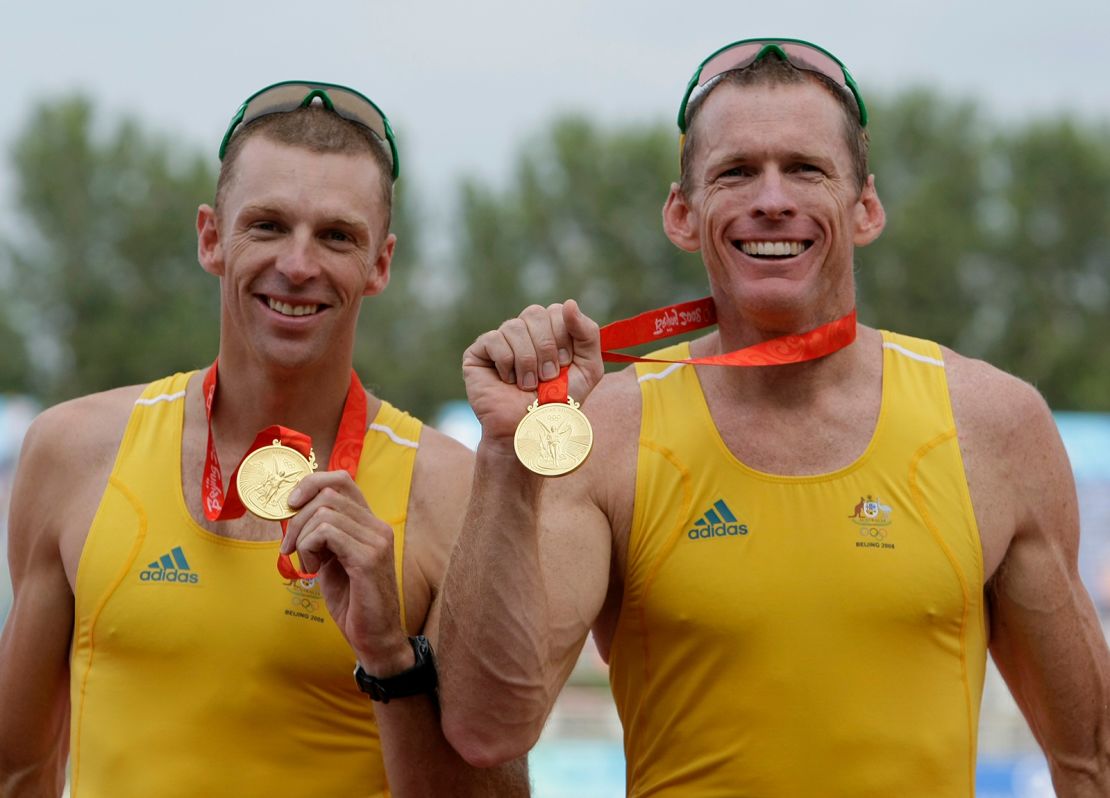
[281,471,413,676]
[462,299,604,449]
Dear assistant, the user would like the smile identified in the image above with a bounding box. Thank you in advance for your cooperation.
[736,240,811,258]
[267,298,320,317]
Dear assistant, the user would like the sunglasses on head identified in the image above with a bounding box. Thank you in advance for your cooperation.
[677,38,868,134]
[218,80,400,179]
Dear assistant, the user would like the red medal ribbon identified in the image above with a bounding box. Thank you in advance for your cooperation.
[534,298,856,404]
[598,296,856,366]
[201,362,368,579]
[537,367,572,405]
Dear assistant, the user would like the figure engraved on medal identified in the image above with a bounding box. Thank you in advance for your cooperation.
[514,398,593,477]
[236,440,318,520]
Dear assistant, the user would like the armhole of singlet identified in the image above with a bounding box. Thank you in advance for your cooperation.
[364,400,422,633]
[625,342,693,605]
[73,375,189,599]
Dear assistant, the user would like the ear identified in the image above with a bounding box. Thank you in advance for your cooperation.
[662,183,700,253]
[197,204,224,276]
[852,175,886,247]
[364,232,396,297]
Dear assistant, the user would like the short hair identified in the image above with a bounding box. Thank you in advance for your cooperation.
[215,106,394,233]
[679,55,869,197]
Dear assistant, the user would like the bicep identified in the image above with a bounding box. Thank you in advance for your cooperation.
[986,397,1110,766]
[535,483,613,685]
[0,429,76,784]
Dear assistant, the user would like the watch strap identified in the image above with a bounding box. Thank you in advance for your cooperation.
[353,635,438,703]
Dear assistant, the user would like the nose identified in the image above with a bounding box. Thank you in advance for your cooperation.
[274,229,320,284]
[749,169,797,221]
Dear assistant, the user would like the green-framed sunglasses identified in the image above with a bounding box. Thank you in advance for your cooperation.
[218,80,400,179]
[677,38,868,135]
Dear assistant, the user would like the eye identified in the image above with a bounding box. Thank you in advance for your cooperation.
[790,162,825,177]
[719,165,754,180]
[323,229,354,244]
[251,220,282,234]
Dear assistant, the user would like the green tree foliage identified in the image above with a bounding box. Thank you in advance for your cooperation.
[1,91,1107,415]
[0,312,29,394]
[859,91,1110,410]
[438,116,705,378]
[352,179,452,418]
[5,95,218,403]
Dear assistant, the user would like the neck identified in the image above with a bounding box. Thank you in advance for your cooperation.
[696,300,867,400]
[209,353,356,462]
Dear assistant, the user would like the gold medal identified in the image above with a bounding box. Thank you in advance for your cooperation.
[236,440,318,520]
[514,397,593,477]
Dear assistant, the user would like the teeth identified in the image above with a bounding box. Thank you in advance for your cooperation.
[740,241,808,257]
[268,298,319,317]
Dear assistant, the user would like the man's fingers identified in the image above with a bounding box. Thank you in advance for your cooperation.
[498,305,567,391]
[282,473,373,555]
[563,299,601,352]
[563,299,604,389]
[467,329,519,385]
[547,303,573,369]
[499,316,541,390]
[464,300,597,397]
[291,504,392,570]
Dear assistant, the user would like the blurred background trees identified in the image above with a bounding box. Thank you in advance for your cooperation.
[1,89,1107,416]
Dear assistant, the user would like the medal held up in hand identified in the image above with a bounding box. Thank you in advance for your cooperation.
[510,297,858,477]
[236,441,318,520]
[201,363,369,578]
[514,395,593,477]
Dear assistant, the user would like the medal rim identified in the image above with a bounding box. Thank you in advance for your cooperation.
[513,398,594,478]
[236,443,314,521]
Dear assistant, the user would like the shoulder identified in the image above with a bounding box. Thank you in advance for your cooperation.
[412,425,476,511]
[582,366,642,439]
[403,425,475,624]
[942,347,1058,458]
[941,346,1073,578]
[8,384,147,572]
[560,366,642,534]
[577,365,642,479]
[20,384,147,478]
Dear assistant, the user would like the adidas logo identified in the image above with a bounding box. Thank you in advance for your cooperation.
[139,546,200,584]
[687,499,749,541]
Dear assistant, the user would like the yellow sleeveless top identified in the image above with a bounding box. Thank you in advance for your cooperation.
[69,372,422,798]
[609,332,987,798]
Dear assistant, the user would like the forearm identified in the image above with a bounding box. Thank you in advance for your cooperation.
[437,443,555,764]
[0,660,68,798]
[0,760,66,798]
[376,695,529,796]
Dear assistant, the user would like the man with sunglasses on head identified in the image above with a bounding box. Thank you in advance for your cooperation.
[437,40,1110,796]
[0,81,526,796]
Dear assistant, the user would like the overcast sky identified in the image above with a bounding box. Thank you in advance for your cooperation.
[2,0,1108,216]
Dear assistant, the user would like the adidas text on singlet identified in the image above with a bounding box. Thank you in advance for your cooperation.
[69,372,422,798]
[608,332,987,797]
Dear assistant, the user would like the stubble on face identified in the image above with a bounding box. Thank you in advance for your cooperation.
[211,138,391,374]
[680,81,871,330]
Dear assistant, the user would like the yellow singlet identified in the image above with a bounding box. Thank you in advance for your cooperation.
[69,372,422,798]
[609,332,987,798]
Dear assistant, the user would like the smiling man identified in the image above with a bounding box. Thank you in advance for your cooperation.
[438,41,1110,796]
[0,81,526,797]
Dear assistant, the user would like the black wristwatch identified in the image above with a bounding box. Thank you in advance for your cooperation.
[353,635,438,703]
